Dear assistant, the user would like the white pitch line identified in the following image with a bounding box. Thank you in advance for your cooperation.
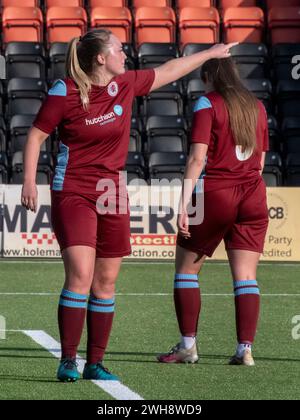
[22,330,143,401]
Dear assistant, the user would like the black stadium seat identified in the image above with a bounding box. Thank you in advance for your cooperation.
[48,42,68,82]
[125,152,146,183]
[286,153,300,186]
[272,43,300,81]
[0,152,8,184]
[5,42,46,80]
[230,43,269,79]
[242,78,273,113]
[138,43,178,69]
[148,151,186,182]
[263,151,283,186]
[9,114,51,155]
[282,117,300,154]
[7,78,47,118]
[276,80,300,119]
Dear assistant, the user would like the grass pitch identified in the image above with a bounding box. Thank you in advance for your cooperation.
[0,261,300,400]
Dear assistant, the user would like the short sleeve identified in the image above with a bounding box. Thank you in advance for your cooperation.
[33,79,67,135]
[127,69,155,97]
[191,96,214,145]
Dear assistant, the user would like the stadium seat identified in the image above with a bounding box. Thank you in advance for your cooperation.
[282,117,300,155]
[9,114,51,155]
[125,152,146,183]
[48,42,68,82]
[242,78,273,113]
[186,79,207,116]
[145,116,187,154]
[0,118,7,153]
[230,43,269,79]
[2,0,38,5]
[176,0,213,9]
[263,151,283,186]
[46,7,88,45]
[11,151,53,184]
[266,0,300,10]
[122,43,136,70]
[90,7,132,43]
[276,80,300,119]
[286,153,300,186]
[223,7,265,43]
[89,0,127,6]
[132,0,170,7]
[0,152,8,184]
[7,78,47,118]
[5,42,46,80]
[272,44,300,81]
[179,7,220,47]
[148,151,186,182]
[2,7,43,44]
[0,82,4,115]
[142,92,184,118]
[129,117,143,153]
[181,43,213,79]
[135,7,176,47]
[219,0,256,9]
[138,43,179,69]
[267,115,280,152]
[268,7,300,44]
[45,1,84,6]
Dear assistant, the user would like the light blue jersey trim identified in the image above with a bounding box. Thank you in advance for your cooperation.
[193,96,212,113]
[48,79,67,96]
[52,142,69,191]
[235,287,260,297]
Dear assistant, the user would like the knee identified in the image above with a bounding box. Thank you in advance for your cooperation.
[92,270,117,298]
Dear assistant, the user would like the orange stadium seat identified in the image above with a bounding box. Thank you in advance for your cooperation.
[223,7,265,43]
[45,1,84,6]
[1,0,38,6]
[266,0,300,10]
[90,7,132,43]
[179,7,220,47]
[268,7,300,44]
[46,7,87,45]
[89,0,127,6]
[132,0,170,7]
[135,7,176,46]
[219,0,256,9]
[2,7,43,43]
[176,0,213,8]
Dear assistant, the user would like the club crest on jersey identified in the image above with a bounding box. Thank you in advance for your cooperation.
[107,81,118,97]
[235,145,253,161]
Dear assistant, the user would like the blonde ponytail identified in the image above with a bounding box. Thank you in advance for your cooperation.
[66,37,91,111]
[65,29,112,111]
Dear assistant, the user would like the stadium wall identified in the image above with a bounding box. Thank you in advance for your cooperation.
[1,185,300,261]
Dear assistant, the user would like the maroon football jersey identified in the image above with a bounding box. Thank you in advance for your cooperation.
[191,91,269,192]
[34,69,155,192]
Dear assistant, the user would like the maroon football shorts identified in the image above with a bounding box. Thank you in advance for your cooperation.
[177,177,269,257]
[51,190,131,258]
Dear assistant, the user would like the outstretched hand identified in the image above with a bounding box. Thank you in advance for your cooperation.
[209,42,239,59]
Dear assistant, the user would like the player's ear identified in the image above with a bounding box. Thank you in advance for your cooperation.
[97,53,105,65]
